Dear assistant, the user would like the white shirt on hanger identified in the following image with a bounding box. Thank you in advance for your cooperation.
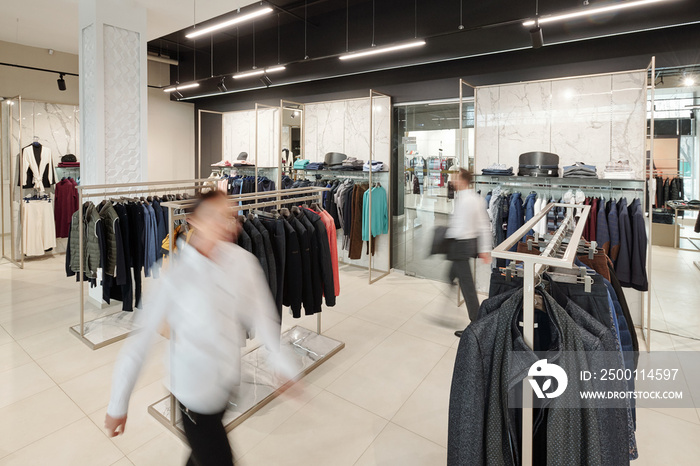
[107,241,284,417]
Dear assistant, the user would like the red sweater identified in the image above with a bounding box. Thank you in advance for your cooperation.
[54,178,78,237]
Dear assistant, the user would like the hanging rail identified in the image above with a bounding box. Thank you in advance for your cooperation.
[71,178,215,350]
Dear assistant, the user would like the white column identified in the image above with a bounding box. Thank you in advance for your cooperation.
[79,0,148,186]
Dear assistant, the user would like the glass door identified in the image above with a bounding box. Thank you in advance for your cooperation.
[394,100,474,281]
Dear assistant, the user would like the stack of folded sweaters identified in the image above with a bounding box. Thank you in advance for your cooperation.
[602,160,635,179]
[481,163,514,176]
[363,161,384,172]
[563,162,597,178]
[306,162,326,170]
[337,157,364,171]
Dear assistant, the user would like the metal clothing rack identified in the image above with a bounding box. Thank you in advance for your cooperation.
[490,202,590,466]
[161,186,331,334]
[70,178,215,350]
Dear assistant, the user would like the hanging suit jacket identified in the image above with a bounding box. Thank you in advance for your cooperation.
[285,216,313,317]
[251,216,278,303]
[110,203,134,311]
[303,208,336,307]
[19,145,56,190]
[349,183,368,260]
[296,209,322,315]
[261,218,287,317]
[626,199,648,292]
[607,199,620,263]
[243,220,269,283]
[318,209,340,297]
[281,218,302,317]
[615,198,633,287]
[236,220,253,253]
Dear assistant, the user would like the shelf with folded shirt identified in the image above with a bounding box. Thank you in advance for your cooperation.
[473,174,645,190]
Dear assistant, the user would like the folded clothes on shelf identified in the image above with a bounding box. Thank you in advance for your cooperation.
[363,161,384,172]
[233,160,255,167]
[602,171,636,180]
[481,163,514,176]
[563,162,598,178]
[57,162,80,168]
[305,162,326,170]
[293,159,310,169]
[337,157,364,171]
[211,160,232,167]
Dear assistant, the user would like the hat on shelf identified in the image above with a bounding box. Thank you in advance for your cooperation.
[517,151,559,177]
[237,152,248,161]
[324,152,347,168]
[61,154,77,163]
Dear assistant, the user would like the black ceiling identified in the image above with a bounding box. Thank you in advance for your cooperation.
[148,0,700,101]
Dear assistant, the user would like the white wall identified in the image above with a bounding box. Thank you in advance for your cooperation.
[147,88,195,181]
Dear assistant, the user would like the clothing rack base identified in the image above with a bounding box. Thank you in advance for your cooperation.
[148,325,345,440]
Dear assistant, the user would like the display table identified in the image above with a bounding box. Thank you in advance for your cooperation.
[666,201,700,251]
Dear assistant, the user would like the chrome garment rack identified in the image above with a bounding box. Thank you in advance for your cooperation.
[161,186,330,335]
[490,202,591,466]
[71,178,214,350]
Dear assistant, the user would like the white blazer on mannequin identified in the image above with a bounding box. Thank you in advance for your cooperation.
[20,145,56,192]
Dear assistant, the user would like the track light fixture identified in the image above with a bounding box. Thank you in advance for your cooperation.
[217,77,228,92]
[260,74,273,87]
[530,23,544,49]
[57,73,66,91]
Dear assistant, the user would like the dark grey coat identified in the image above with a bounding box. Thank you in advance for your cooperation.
[448,288,604,466]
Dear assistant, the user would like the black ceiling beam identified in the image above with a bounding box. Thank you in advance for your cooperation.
[0,62,79,77]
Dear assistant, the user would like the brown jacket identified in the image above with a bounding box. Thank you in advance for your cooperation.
[349,183,368,260]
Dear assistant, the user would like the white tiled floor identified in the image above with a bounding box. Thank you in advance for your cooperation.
[0,247,699,465]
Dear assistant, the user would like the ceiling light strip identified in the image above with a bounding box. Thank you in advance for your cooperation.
[185,7,273,39]
[164,82,200,92]
[523,0,666,27]
[233,66,286,79]
[339,40,426,60]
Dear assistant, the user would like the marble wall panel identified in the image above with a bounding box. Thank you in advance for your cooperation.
[256,108,280,167]
[372,96,391,167]
[224,110,254,162]
[317,102,345,162]
[16,101,80,167]
[497,82,552,165]
[611,71,646,179]
[303,104,318,161]
[475,86,500,172]
[550,76,612,169]
[475,71,646,179]
[344,99,370,161]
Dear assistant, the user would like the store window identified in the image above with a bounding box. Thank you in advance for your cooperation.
[392,101,474,280]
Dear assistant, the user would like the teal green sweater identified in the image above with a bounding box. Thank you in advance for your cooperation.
[362,186,388,241]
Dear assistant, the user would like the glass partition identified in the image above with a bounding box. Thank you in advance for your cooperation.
[393,100,474,280]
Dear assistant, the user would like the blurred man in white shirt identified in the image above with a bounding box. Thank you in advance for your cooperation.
[445,169,491,335]
[105,190,288,466]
